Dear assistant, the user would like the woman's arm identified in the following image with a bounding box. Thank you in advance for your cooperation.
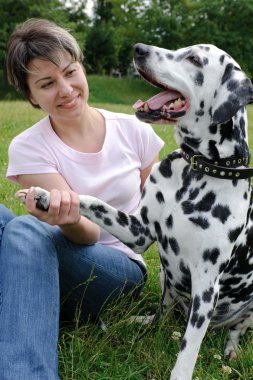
[140,155,159,191]
[18,173,100,245]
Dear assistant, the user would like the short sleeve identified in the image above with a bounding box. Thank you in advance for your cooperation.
[133,118,164,169]
[7,133,58,184]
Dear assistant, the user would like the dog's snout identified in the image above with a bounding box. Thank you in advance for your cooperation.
[134,43,150,60]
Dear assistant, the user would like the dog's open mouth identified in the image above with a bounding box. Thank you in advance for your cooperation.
[132,70,189,124]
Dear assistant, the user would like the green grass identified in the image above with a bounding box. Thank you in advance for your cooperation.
[0,79,253,379]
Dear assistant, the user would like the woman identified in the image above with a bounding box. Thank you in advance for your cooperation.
[0,19,164,379]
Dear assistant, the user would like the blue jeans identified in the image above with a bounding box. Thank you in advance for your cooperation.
[0,208,146,380]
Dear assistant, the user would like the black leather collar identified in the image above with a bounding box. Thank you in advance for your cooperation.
[181,149,253,180]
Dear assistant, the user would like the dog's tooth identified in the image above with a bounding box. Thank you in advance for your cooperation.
[144,103,150,112]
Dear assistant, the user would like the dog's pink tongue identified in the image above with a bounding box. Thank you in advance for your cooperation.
[133,90,181,110]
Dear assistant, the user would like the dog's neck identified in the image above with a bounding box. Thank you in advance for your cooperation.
[175,106,250,162]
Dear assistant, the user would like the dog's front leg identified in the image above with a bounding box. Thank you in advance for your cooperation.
[18,187,155,255]
[169,278,220,380]
[78,194,154,254]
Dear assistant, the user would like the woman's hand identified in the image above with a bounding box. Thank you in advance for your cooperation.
[25,187,81,226]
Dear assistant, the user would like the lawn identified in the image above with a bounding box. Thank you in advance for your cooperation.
[0,78,253,379]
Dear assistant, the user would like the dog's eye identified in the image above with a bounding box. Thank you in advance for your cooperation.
[187,55,203,67]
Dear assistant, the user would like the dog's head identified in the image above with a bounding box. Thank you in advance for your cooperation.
[133,43,253,158]
[133,43,253,126]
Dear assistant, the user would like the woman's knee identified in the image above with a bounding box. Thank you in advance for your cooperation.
[0,205,15,233]
[1,215,58,265]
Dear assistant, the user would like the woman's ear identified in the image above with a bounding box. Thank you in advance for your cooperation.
[28,95,41,109]
[29,94,38,106]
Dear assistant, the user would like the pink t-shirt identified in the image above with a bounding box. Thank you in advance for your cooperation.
[7,109,164,264]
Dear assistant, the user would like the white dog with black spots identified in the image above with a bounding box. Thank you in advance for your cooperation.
[18,44,253,380]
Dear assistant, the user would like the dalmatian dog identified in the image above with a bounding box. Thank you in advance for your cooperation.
[18,44,253,380]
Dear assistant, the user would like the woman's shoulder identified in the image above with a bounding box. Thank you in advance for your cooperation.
[10,116,50,145]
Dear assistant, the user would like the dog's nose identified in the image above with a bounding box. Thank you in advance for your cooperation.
[134,43,150,60]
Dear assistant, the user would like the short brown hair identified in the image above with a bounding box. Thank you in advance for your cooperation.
[6,18,84,106]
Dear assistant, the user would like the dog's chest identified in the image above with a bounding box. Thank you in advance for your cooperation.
[146,156,250,289]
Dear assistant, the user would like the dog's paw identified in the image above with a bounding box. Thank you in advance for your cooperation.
[33,187,50,211]
[16,187,50,212]
[224,347,238,361]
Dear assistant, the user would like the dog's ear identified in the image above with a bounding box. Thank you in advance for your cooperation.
[212,64,253,124]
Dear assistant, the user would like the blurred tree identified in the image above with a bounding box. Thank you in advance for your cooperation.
[0,0,69,94]
[85,0,117,73]
[1,0,253,89]
[184,0,253,76]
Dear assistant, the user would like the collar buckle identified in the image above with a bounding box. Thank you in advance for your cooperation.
[191,155,198,171]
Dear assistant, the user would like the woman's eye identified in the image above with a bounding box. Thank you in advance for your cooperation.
[41,81,53,89]
[67,69,76,76]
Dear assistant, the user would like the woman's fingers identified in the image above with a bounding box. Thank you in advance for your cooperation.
[22,187,81,226]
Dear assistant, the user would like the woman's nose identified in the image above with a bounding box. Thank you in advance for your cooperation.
[58,79,72,97]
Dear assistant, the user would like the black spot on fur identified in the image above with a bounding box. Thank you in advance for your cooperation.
[141,187,146,200]
[209,124,217,134]
[201,191,217,210]
[169,237,180,255]
[182,201,194,214]
[191,312,198,327]
[154,221,162,240]
[195,191,216,212]
[135,236,146,246]
[166,215,173,228]
[203,248,220,264]
[219,119,234,144]
[195,109,205,117]
[140,206,149,224]
[228,225,243,243]
[181,126,190,134]
[150,174,157,183]
[189,216,210,229]
[184,136,201,149]
[162,236,168,251]
[196,315,205,328]
[117,211,129,226]
[220,54,225,64]
[189,188,199,200]
[193,295,201,312]
[90,204,108,214]
[166,53,174,60]
[159,157,172,178]
[103,217,113,226]
[221,63,234,85]
[212,204,231,224]
[194,71,204,86]
[208,140,220,159]
[202,287,214,302]
[156,191,165,203]
[129,215,144,236]
[180,338,187,351]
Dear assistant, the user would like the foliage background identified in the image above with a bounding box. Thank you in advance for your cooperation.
[0,1,253,378]
[1,0,253,101]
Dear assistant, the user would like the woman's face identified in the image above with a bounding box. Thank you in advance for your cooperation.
[27,51,89,124]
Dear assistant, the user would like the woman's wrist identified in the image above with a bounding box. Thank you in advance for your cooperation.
[60,215,99,245]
